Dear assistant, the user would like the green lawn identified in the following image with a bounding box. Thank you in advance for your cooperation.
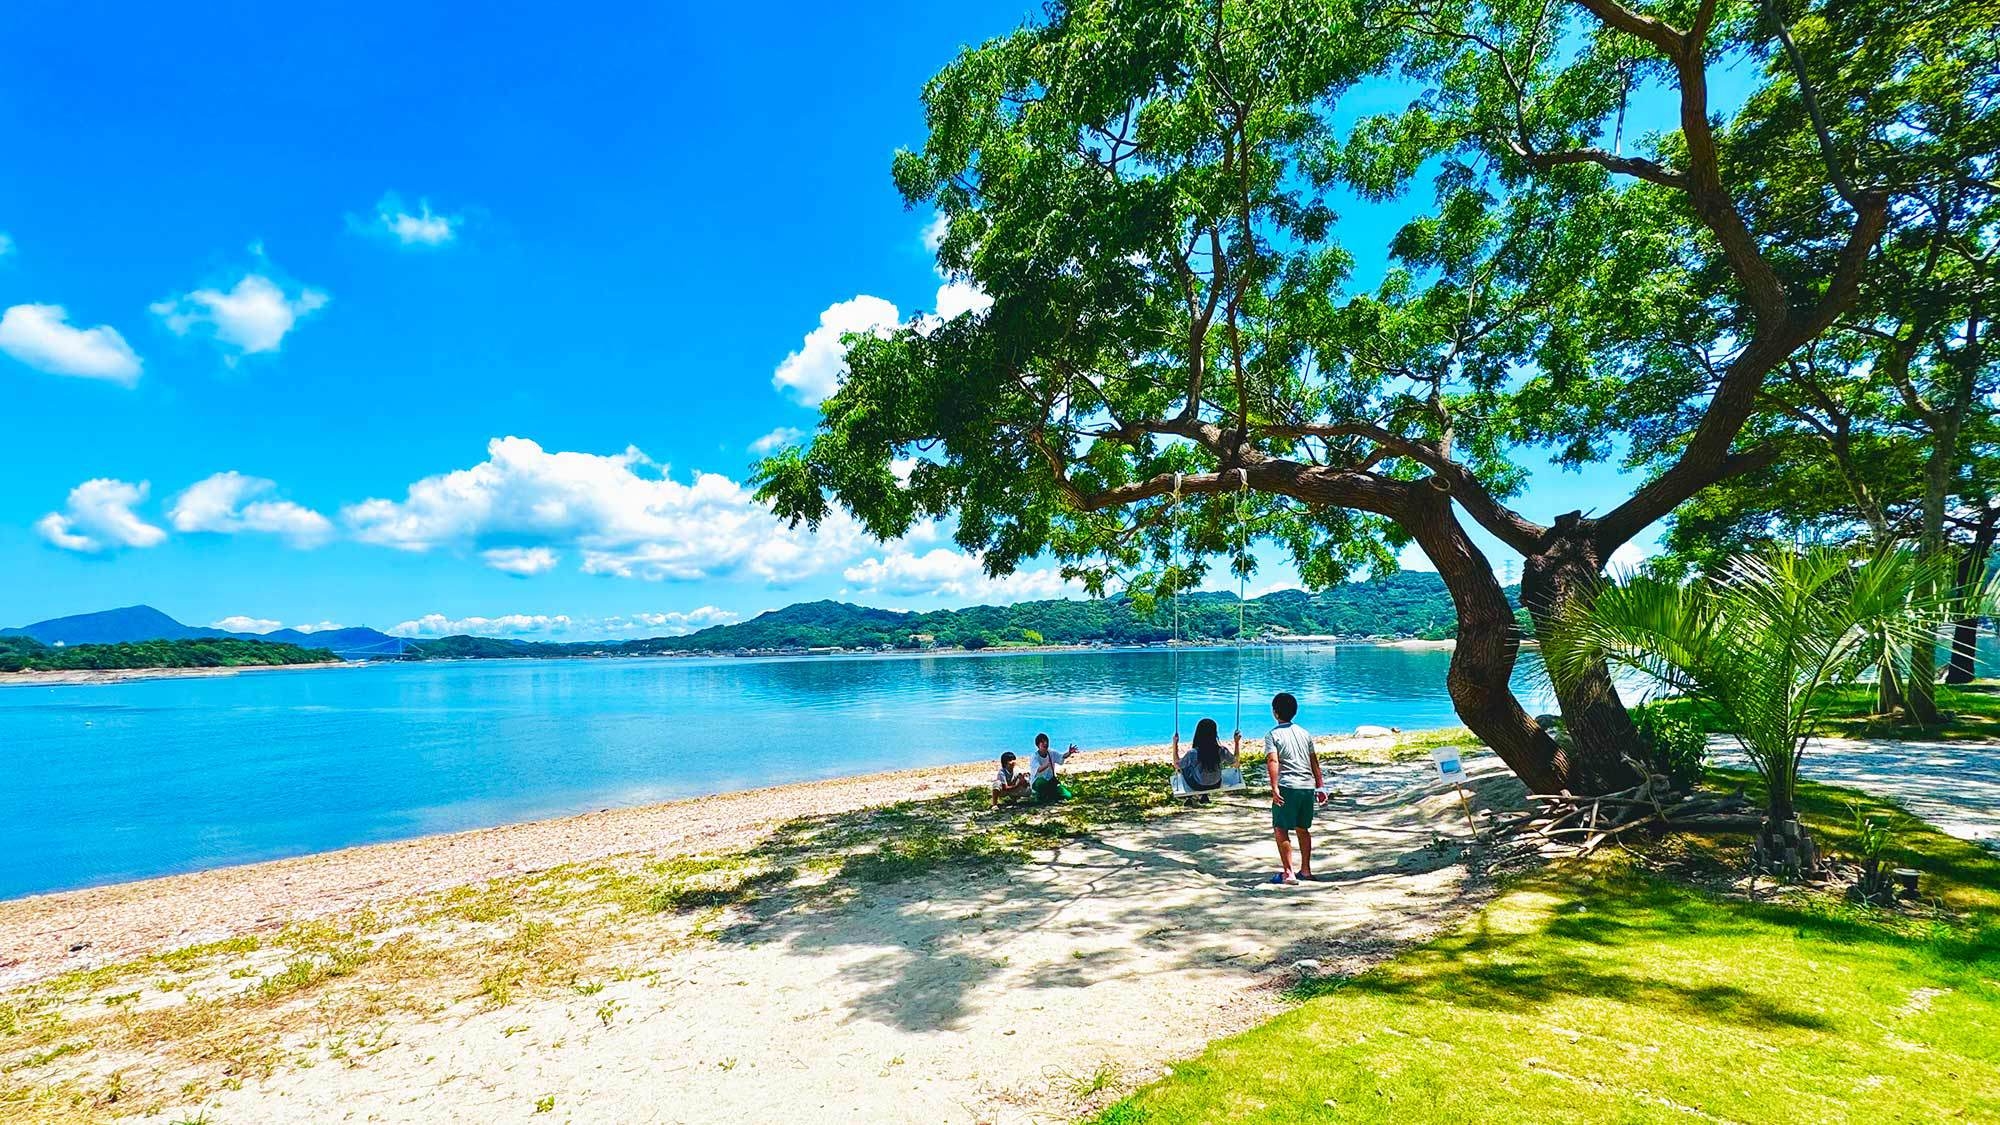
[1812,681,2000,742]
[1655,680,2000,743]
[1094,778,2000,1124]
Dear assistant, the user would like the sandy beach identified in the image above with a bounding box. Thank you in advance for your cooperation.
[0,661,358,688]
[2,732,1520,1123]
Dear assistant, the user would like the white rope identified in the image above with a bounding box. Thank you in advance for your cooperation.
[1170,472,1183,746]
[1233,467,1248,737]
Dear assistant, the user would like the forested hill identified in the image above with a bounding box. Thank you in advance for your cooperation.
[0,636,345,673]
[407,571,1517,659]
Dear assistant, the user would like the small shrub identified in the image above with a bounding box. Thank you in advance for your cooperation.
[1847,801,1899,905]
[1631,703,1706,791]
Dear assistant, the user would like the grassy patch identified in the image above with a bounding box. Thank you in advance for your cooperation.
[1094,781,2000,1124]
[1656,680,2000,742]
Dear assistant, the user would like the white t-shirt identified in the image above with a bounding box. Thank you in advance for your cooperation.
[1266,723,1317,790]
[994,763,1024,788]
[1031,746,1069,782]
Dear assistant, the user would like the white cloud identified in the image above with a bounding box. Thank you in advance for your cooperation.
[36,479,168,553]
[211,616,283,634]
[1607,539,1656,574]
[362,194,461,246]
[482,546,560,576]
[389,613,573,638]
[386,607,736,640]
[748,426,805,455]
[152,273,328,357]
[775,280,991,407]
[343,436,870,585]
[595,607,738,635]
[921,212,950,252]
[843,548,1078,604]
[0,304,143,384]
[933,281,992,321]
[291,621,346,633]
[168,472,333,547]
[772,295,900,406]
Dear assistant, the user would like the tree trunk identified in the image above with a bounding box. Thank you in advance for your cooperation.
[1402,484,1565,793]
[1876,664,1906,715]
[1945,620,1982,684]
[1520,517,1645,794]
[1944,509,1996,685]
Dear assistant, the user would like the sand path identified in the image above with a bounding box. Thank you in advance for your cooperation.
[6,749,1519,1124]
[1712,735,2000,851]
[177,762,1516,1124]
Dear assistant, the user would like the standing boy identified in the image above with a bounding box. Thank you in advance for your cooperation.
[1264,692,1323,884]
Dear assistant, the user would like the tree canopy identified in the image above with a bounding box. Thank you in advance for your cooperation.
[755,0,1975,793]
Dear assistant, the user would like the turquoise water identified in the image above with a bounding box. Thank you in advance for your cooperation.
[1,644,1550,899]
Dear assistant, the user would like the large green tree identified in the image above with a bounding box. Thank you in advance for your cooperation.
[1656,0,2000,710]
[758,0,1898,794]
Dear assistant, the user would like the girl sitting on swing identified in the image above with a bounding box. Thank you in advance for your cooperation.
[1173,718,1239,803]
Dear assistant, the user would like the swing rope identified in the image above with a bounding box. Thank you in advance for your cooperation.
[1232,467,1248,738]
[1170,472,1183,749]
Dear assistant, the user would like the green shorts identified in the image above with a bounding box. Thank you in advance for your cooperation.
[1033,777,1072,804]
[1272,787,1316,831]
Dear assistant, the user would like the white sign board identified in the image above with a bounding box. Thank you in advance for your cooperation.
[1431,746,1466,784]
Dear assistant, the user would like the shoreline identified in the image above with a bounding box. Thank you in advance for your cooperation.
[0,635,1463,687]
[0,660,360,688]
[0,728,1461,988]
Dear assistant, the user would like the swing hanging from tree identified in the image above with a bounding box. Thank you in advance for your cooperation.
[1168,470,1253,799]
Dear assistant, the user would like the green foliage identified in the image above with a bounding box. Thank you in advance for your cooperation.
[1628,702,1707,792]
[1543,547,1973,821]
[0,636,340,673]
[401,575,1516,658]
[403,635,573,660]
[1094,779,2000,1124]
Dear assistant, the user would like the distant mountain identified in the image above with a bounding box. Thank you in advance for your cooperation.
[258,627,413,659]
[0,605,221,646]
[400,571,1515,660]
[6,571,1514,668]
[1,605,411,660]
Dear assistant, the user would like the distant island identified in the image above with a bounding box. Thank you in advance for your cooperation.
[0,635,343,674]
[1,571,1523,671]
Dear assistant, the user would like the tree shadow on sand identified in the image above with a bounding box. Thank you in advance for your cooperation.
[661,761,1516,1034]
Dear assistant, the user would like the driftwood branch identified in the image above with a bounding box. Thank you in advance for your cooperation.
[1499,775,1756,856]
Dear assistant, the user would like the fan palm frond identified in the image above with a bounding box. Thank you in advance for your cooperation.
[1542,545,1968,822]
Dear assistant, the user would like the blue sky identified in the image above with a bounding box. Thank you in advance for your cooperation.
[1,2,1689,639]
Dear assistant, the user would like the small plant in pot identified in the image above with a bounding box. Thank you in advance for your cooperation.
[1542,546,1982,879]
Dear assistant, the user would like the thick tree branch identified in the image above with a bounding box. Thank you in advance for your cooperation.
[1263,422,1547,552]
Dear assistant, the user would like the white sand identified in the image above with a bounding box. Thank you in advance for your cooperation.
[4,742,1521,1124]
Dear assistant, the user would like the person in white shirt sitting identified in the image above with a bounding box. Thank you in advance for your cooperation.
[1029,733,1081,803]
[991,751,1031,807]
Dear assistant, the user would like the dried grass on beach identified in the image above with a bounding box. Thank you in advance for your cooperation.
[2,731,1517,1124]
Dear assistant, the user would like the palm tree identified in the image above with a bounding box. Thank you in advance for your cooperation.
[1540,546,1978,875]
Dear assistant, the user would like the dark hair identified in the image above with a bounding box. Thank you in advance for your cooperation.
[1272,692,1299,722]
[1035,732,1050,748]
[1192,718,1223,772]
[1001,751,1017,765]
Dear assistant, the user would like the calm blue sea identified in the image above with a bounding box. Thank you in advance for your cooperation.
[0,643,1560,898]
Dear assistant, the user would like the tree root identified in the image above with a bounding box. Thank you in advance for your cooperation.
[1494,774,1758,859]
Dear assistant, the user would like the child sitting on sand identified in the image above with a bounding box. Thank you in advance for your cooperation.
[991,751,1031,806]
[1172,717,1238,804]
[1265,692,1325,885]
[1030,734,1080,803]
